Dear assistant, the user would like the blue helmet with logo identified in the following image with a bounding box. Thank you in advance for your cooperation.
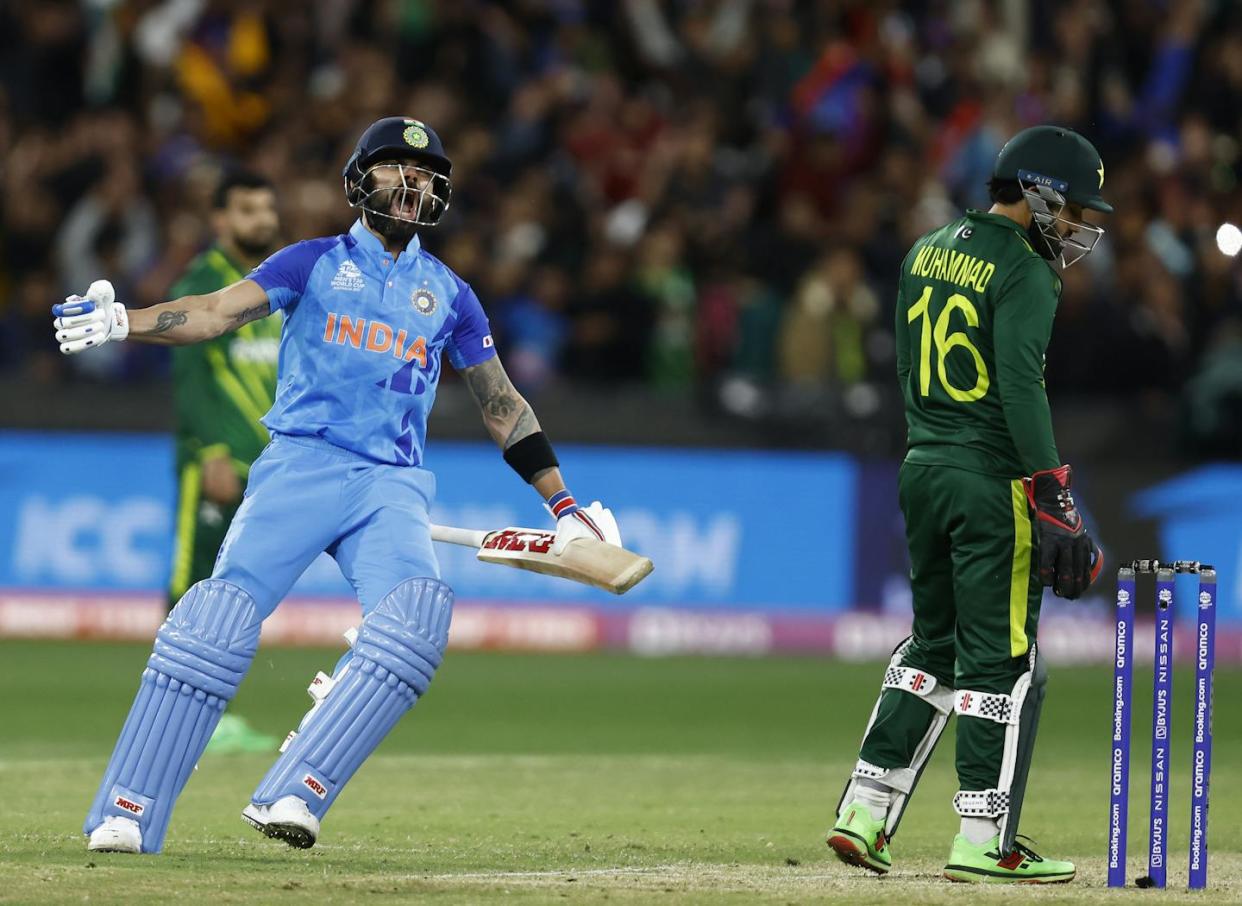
[343,116,452,227]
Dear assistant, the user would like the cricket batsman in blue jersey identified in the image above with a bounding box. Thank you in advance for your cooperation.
[52,116,620,855]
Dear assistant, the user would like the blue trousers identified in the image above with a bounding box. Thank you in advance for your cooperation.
[213,433,440,619]
[83,434,446,850]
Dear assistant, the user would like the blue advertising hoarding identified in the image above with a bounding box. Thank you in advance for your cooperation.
[1132,466,1242,622]
[0,431,859,611]
[4,431,1240,631]
[1,432,175,591]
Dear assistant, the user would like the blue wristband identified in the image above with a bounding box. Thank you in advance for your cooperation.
[548,490,579,518]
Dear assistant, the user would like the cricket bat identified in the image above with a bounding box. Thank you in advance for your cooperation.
[430,524,653,594]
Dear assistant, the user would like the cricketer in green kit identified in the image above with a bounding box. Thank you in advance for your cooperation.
[827,126,1109,883]
[168,171,281,752]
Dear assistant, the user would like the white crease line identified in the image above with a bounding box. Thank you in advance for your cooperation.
[416,865,684,881]
[387,866,848,885]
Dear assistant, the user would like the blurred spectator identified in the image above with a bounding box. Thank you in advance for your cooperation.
[56,158,158,302]
[1,0,1241,459]
[564,246,653,383]
[498,265,572,394]
[778,246,880,388]
[1184,319,1242,458]
[637,222,696,389]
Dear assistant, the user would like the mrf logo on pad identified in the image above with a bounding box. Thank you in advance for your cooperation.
[114,795,144,815]
[302,773,328,799]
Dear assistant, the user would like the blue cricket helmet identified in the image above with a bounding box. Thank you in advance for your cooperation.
[343,116,453,227]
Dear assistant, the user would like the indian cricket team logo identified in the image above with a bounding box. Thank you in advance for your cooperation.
[403,122,429,149]
[411,287,438,315]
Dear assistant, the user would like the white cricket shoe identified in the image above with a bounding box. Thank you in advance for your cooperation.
[87,816,142,853]
[242,796,319,849]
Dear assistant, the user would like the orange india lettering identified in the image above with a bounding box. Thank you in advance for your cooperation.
[338,315,365,348]
[324,313,426,363]
[366,322,393,353]
[404,336,427,366]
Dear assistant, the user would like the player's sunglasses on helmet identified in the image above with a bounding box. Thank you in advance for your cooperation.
[347,161,452,228]
[1017,169,1104,269]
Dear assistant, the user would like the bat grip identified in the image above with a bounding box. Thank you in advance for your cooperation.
[430,524,489,548]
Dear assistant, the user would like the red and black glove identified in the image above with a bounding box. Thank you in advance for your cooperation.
[1024,464,1103,599]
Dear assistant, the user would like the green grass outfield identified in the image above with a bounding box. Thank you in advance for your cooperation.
[1,640,1238,904]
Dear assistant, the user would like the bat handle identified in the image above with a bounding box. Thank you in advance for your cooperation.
[430,524,489,548]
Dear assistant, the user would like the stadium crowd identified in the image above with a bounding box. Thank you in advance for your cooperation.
[2,0,1242,452]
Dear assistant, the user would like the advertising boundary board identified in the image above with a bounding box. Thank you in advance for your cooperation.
[4,590,1240,663]
[1,431,1240,661]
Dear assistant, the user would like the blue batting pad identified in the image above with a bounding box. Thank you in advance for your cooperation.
[84,579,260,852]
[250,577,452,819]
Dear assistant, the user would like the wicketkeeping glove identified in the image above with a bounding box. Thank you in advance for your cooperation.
[547,491,621,554]
[52,279,128,355]
[1024,464,1102,599]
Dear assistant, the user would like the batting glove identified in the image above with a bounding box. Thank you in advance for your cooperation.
[1025,464,1103,599]
[548,491,621,554]
[53,279,128,355]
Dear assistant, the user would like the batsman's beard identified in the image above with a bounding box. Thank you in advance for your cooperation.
[365,206,419,246]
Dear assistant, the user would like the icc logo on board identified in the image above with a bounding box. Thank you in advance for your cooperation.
[13,495,170,585]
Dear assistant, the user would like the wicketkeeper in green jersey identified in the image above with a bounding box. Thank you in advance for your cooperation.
[827,127,1109,883]
[167,172,282,754]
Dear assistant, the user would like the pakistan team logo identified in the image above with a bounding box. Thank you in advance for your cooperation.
[403,122,429,149]
[411,287,438,315]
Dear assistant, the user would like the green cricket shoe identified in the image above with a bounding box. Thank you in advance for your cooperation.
[943,834,1075,884]
[826,802,891,874]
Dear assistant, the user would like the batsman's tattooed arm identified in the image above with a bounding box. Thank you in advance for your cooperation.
[127,279,272,346]
[461,357,558,484]
[131,310,188,337]
[462,357,541,449]
[231,303,271,327]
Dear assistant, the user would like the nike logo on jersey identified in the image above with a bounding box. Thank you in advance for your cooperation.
[323,312,427,367]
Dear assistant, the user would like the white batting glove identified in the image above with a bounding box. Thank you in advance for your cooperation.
[547,492,621,554]
[52,279,128,355]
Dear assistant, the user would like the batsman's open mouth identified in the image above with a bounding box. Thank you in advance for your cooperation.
[392,194,418,219]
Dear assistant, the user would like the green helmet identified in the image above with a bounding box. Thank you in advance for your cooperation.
[993,125,1111,267]
[994,125,1111,212]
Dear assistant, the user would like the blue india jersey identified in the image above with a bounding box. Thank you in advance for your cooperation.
[246,219,496,465]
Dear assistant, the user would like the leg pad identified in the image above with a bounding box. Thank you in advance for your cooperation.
[250,577,453,821]
[838,636,955,838]
[953,788,1010,818]
[953,646,1047,854]
[84,580,260,853]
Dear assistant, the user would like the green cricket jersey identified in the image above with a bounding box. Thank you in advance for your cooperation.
[169,246,280,598]
[171,246,281,473]
[895,209,1062,477]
